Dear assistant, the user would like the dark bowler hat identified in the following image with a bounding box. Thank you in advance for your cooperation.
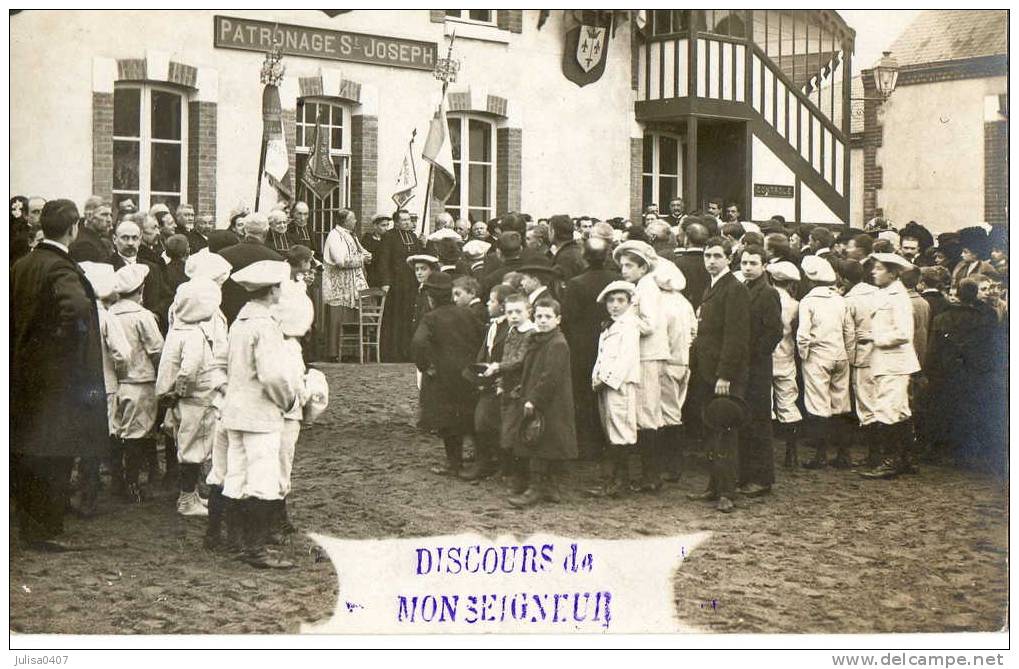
[422,270,453,293]
[702,394,749,431]
[516,263,562,280]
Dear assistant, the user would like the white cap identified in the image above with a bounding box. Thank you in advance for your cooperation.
[230,260,290,291]
[596,280,637,303]
[80,261,117,300]
[766,260,800,283]
[406,254,440,267]
[114,263,150,295]
[302,368,330,424]
[870,252,914,270]
[612,240,658,268]
[185,248,232,285]
[462,239,491,260]
[174,278,222,324]
[653,258,687,292]
[801,255,836,283]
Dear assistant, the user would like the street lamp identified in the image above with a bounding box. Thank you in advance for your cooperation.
[851,51,900,102]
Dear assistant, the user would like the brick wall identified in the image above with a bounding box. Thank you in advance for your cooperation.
[983,120,1008,226]
[629,137,643,223]
[496,127,522,215]
[92,92,114,200]
[187,101,217,218]
[497,10,523,33]
[350,114,378,235]
[860,70,884,220]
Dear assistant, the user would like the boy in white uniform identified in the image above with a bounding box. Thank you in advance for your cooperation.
[796,255,854,469]
[156,278,224,517]
[179,250,232,548]
[765,261,802,467]
[221,260,297,569]
[109,264,164,502]
[272,279,321,540]
[588,281,641,497]
[79,262,132,510]
[653,260,697,482]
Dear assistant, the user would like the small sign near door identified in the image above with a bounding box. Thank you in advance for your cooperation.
[754,183,795,198]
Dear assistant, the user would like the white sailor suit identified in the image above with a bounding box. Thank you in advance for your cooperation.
[592,309,642,446]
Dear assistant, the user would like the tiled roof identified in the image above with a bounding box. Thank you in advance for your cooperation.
[885,10,1006,68]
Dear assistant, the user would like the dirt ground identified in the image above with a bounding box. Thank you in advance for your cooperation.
[9,363,1008,635]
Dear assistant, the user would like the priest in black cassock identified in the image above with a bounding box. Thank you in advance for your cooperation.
[378,209,425,362]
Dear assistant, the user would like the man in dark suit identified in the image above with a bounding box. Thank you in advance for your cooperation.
[138,215,166,265]
[480,232,526,299]
[686,236,750,513]
[560,238,620,462]
[661,197,685,228]
[550,214,586,282]
[108,219,172,333]
[11,200,108,551]
[217,213,284,324]
[69,198,114,262]
[673,220,712,311]
[736,245,783,497]
[187,214,213,253]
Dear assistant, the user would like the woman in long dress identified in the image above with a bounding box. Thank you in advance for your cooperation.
[378,209,424,362]
[322,209,370,361]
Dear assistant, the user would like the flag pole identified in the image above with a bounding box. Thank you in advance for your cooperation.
[420,29,457,235]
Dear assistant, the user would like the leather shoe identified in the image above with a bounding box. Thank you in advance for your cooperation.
[686,489,718,502]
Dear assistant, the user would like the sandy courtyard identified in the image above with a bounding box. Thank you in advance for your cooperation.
[9,363,1008,635]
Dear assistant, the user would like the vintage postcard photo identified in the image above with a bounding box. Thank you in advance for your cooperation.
[7,6,1009,654]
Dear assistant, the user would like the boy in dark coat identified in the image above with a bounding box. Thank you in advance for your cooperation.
[412,272,484,477]
[460,284,513,481]
[508,297,578,508]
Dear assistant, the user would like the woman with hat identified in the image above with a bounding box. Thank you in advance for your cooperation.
[321,209,370,362]
[378,209,426,362]
[858,253,921,479]
[951,227,996,293]
[612,239,668,492]
[411,271,484,478]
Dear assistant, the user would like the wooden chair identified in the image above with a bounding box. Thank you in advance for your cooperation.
[357,288,387,363]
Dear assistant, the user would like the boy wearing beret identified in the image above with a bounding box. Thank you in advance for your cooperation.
[588,281,641,497]
[109,263,165,502]
[221,260,297,568]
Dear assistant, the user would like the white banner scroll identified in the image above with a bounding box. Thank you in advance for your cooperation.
[302,531,711,634]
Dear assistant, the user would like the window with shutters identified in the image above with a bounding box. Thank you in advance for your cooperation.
[295,98,352,249]
[112,84,188,218]
[445,114,496,223]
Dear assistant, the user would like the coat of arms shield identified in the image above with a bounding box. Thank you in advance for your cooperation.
[562,11,612,87]
[576,25,607,73]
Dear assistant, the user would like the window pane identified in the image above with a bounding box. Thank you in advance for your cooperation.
[642,135,654,173]
[330,104,342,126]
[448,161,461,206]
[151,143,181,193]
[654,10,672,34]
[659,176,677,206]
[331,127,343,150]
[469,9,491,22]
[448,119,461,161]
[114,88,141,137]
[296,125,304,147]
[306,102,317,123]
[468,119,491,162]
[468,209,489,223]
[113,140,140,191]
[672,10,690,32]
[658,136,679,175]
[150,193,180,211]
[642,176,653,210]
[151,90,182,141]
[468,164,490,207]
[445,10,462,18]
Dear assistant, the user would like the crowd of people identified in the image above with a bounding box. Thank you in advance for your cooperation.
[7,190,1009,563]
[11,196,327,568]
[365,200,1008,512]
